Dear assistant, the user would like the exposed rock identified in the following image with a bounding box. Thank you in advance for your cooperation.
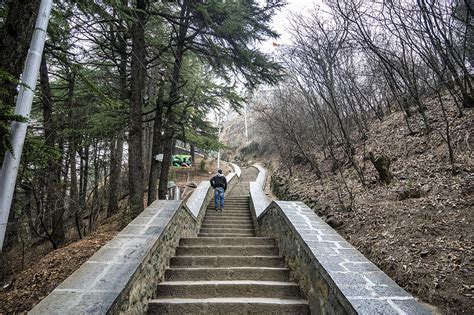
[322,214,343,228]
[397,187,422,200]
[187,182,198,188]
[369,152,392,184]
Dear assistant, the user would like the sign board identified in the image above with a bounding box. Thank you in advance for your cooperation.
[155,154,164,162]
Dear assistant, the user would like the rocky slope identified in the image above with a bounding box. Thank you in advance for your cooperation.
[244,97,473,313]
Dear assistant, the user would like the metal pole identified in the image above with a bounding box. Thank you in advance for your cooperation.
[244,104,248,143]
[0,0,53,251]
[217,116,222,170]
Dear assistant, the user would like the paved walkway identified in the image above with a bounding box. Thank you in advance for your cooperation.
[148,167,309,314]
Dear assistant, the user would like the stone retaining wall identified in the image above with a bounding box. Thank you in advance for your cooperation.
[225,162,241,194]
[252,166,431,315]
[257,202,431,314]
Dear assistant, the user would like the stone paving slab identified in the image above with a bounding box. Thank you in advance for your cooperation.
[185,181,211,218]
[249,165,271,218]
[250,182,271,218]
[230,162,242,177]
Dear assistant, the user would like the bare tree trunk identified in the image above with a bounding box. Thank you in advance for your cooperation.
[54,69,76,245]
[147,84,164,205]
[159,0,189,200]
[90,141,100,232]
[190,144,195,169]
[128,0,147,218]
[159,135,174,200]
[40,54,64,245]
[79,145,89,211]
[108,8,128,216]
[107,130,124,217]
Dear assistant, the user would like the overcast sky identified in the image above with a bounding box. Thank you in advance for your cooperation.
[260,0,324,53]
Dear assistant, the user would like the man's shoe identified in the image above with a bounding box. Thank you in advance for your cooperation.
[220,208,224,211]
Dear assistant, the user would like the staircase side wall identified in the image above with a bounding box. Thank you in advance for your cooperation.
[249,164,271,228]
[257,201,431,315]
[30,191,211,314]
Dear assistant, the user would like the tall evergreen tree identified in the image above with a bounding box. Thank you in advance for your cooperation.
[155,0,283,199]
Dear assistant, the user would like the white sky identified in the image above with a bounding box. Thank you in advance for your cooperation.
[260,0,325,53]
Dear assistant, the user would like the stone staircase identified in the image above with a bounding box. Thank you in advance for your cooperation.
[148,191,310,313]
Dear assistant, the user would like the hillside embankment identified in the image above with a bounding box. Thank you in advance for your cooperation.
[267,102,473,313]
[0,157,226,313]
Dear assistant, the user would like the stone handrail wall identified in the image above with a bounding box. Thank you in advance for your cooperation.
[225,162,241,195]
[185,181,213,218]
[31,194,210,314]
[253,164,267,188]
[249,164,271,227]
[250,167,430,315]
[230,162,241,178]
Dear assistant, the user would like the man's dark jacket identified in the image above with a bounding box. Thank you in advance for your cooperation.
[210,174,227,191]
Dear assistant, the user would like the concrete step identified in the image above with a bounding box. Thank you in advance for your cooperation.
[206,208,251,211]
[203,215,251,218]
[206,208,249,211]
[179,237,274,246]
[156,281,303,299]
[198,233,256,237]
[201,225,253,230]
[207,207,249,209]
[148,297,310,314]
[200,224,254,229]
[212,195,250,200]
[165,267,290,281]
[199,228,255,234]
[205,212,251,216]
[176,246,278,256]
[201,223,254,229]
[170,256,286,268]
[207,203,250,206]
[202,219,254,224]
[207,206,249,209]
[204,214,252,219]
[210,202,249,205]
[207,205,250,209]
[204,214,252,221]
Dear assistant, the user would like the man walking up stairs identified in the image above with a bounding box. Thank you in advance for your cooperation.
[148,168,310,314]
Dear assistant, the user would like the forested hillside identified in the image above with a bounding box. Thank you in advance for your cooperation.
[0,0,282,295]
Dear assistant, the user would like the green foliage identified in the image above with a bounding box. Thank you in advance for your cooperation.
[186,0,285,88]
[0,68,27,161]
[23,133,62,170]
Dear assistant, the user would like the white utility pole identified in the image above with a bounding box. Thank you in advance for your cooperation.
[0,0,53,251]
[217,117,222,170]
[244,104,249,144]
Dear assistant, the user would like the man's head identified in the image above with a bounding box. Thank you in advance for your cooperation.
[217,169,223,174]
